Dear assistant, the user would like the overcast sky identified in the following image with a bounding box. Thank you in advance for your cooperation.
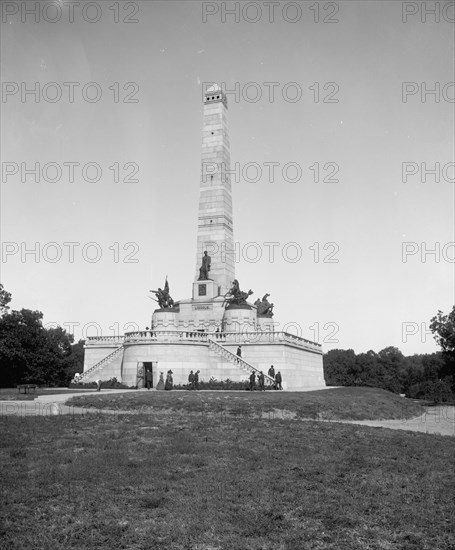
[1,0,454,355]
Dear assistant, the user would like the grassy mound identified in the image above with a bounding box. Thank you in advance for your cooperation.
[67,387,424,421]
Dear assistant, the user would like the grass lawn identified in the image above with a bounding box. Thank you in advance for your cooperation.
[67,387,425,421]
[0,407,454,550]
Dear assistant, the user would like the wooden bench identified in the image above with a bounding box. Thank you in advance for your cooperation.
[17,384,37,394]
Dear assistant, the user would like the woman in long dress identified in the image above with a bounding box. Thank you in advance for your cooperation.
[156,372,165,390]
[164,370,173,390]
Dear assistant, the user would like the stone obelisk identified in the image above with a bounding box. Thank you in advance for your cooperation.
[194,85,235,297]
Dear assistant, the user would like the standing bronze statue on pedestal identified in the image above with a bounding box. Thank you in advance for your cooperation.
[198,250,211,280]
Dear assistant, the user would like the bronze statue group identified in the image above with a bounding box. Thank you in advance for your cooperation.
[150,278,175,309]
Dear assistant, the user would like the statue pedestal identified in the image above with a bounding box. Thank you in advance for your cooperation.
[257,315,276,332]
[192,280,221,301]
[152,309,179,331]
[222,305,257,333]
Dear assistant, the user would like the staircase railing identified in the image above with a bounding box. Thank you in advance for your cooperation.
[78,345,124,381]
[207,338,275,386]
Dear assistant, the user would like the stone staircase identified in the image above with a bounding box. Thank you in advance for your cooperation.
[78,345,124,382]
[207,338,275,386]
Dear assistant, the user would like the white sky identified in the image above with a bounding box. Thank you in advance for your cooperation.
[1,1,454,355]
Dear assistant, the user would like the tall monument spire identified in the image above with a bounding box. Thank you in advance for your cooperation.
[195,84,235,295]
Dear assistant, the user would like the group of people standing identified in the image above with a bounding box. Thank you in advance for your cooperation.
[248,365,283,391]
[268,365,283,390]
[187,370,201,390]
[249,370,265,391]
[150,359,283,392]
[146,369,173,390]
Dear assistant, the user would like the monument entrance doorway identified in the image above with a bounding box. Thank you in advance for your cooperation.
[143,362,154,388]
[136,361,157,388]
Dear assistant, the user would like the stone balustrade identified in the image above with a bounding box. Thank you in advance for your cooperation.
[85,335,125,346]
[123,330,209,343]
[207,331,321,352]
[117,330,321,352]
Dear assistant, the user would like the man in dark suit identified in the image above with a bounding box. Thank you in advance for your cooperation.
[145,369,153,390]
[275,371,282,390]
[258,371,265,391]
[249,371,256,391]
[194,370,200,390]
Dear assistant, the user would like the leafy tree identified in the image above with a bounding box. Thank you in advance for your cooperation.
[378,346,404,364]
[421,353,445,381]
[430,306,455,393]
[324,347,404,394]
[408,379,453,403]
[0,284,12,315]
[0,286,83,387]
[400,355,425,394]
[0,307,78,387]
[354,351,378,387]
[64,339,85,380]
[0,309,44,386]
[323,349,357,386]
[376,347,403,393]
[323,328,453,397]
[430,306,455,352]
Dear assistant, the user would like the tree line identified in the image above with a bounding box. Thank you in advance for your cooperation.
[323,307,455,402]
[0,285,84,387]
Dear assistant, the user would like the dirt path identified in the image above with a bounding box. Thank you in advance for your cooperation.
[0,389,136,417]
[329,406,455,437]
